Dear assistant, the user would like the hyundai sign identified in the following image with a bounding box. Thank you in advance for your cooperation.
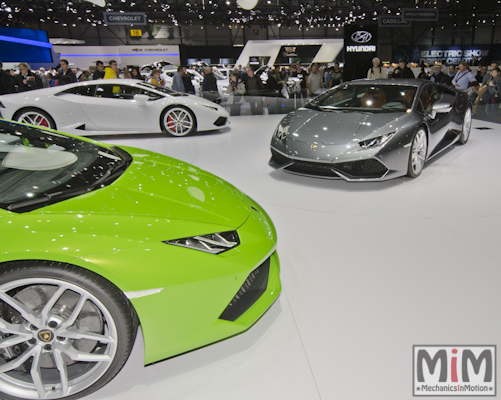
[344,25,378,81]
[104,12,147,25]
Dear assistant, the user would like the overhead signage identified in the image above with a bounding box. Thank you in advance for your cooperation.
[378,16,412,27]
[395,45,490,65]
[275,45,321,64]
[104,12,147,25]
[346,45,376,53]
[350,31,372,43]
[402,8,439,21]
[344,25,378,81]
[130,29,142,37]
[282,46,298,57]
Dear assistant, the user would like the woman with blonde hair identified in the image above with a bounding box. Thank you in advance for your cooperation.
[367,57,385,79]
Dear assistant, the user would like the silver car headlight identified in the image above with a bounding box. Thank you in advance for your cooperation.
[359,132,395,149]
[164,231,240,254]
[274,124,289,140]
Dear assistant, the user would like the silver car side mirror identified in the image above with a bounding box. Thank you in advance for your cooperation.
[432,103,453,113]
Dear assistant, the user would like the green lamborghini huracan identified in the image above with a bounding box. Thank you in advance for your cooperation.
[0,120,281,400]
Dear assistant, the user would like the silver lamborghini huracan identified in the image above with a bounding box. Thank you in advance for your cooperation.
[269,79,472,181]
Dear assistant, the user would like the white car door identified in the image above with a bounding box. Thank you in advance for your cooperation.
[79,83,157,131]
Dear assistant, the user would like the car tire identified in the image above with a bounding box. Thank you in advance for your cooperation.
[0,260,138,400]
[459,107,472,145]
[14,108,57,130]
[160,106,196,137]
[407,128,428,178]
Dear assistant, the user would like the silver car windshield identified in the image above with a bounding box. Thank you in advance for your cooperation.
[312,84,417,112]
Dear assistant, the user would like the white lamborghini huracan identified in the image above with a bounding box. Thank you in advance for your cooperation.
[0,79,229,137]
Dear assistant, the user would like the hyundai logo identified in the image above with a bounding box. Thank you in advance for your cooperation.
[351,31,372,43]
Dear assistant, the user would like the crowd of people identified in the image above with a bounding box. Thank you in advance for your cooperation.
[0,59,146,95]
[408,58,500,122]
[1,56,500,122]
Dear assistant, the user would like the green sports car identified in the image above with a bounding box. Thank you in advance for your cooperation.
[0,120,281,400]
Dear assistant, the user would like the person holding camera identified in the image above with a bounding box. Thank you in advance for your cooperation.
[227,71,246,116]
[15,63,42,92]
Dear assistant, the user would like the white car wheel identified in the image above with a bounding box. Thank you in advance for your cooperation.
[161,107,196,137]
[16,109,55,130]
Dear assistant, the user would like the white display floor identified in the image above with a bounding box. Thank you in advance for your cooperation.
[90,116,501,400]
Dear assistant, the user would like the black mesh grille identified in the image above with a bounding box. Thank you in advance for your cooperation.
[270,149,292,167]
[285,161,340,178]
[333,159,388,178]
[219,258,270,322]
[214,117,227,126]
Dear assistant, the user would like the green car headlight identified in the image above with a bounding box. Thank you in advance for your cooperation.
[164,231,240,254]
[359,132,395,149]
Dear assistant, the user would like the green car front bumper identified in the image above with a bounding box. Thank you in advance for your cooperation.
[71,197,281,365]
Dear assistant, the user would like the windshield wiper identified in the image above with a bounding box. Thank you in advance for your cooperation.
[305,102,322,111]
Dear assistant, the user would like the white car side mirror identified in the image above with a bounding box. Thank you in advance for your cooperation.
[134,94,150,106]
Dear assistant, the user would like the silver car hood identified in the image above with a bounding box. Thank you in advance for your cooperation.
[288,108,407,144]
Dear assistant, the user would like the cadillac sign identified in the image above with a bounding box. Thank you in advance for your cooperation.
[378,16,412,27]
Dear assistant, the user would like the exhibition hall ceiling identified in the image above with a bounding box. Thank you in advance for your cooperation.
[0,0,500,28]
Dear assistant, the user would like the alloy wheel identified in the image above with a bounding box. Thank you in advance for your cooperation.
[17,112,52,129]
[163,108,194,136]
[0,278,118,399]
[461,108,472,144]
[411,130,427,176]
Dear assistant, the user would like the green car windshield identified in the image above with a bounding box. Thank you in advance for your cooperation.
[309,84,417,112]
[0,121,130,213]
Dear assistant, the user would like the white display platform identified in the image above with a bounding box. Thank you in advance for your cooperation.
[93,116,501,400]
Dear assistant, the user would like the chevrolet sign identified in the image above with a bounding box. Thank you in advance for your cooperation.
[104,12,147,25]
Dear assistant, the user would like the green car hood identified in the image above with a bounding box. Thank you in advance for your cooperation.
[36,145,250,229]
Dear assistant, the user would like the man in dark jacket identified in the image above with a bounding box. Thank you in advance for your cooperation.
[0,61,15,95]
[244,66,264,115]
[53,59,77,86]
[391,59,415,79]
[440,65,456,87]
[182,73,196,95]
[92,61,105,80]
[14,63,43,92]
[265,69,282,114]
[202,67,218,101]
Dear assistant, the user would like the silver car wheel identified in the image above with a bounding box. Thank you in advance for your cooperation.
[0,278,118,399]
[460,107,472,144]
[17,112,53,129]
[411,129,427,176]
[163,107,194,136]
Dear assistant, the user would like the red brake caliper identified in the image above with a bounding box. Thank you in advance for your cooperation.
[36,116,49,127]
[167,115,174,128]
